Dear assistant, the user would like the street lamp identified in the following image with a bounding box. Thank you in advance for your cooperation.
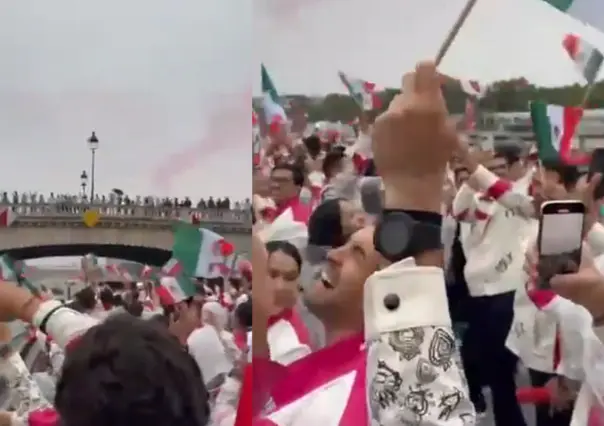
[87,131,99,201]
[80,170,88,197]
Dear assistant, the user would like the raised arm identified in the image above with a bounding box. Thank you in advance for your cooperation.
[466,165,534,218]
[451,183,487,222]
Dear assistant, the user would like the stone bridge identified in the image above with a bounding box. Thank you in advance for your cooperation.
[0,203,251,265]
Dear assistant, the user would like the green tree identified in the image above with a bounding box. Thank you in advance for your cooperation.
[296,79,604,121]
[254,79,604,122]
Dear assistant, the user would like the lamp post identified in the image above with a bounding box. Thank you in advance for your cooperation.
[87,131,99,201]
[80,170,88,198]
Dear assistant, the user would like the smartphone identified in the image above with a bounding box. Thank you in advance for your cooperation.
[537,200,585,288]
[589,148,604,199]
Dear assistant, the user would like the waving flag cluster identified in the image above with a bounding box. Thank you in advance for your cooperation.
[338,71,381,111]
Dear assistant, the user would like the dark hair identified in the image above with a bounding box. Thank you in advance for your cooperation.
[541,159,585,190]
[99,288,115,307]
[322,149,345,177]
[494,140,523,165]
[55,314,210,426]
[303,135,322,159]
[113,294,125,308]
[74,287,96,311]
[272,163,305,187]
[235,298,253,329]
[265,240,302,273]
[308,199,345,248]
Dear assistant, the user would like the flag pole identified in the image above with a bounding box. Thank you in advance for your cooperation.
[435,0,480,66]
[580,83,595,107]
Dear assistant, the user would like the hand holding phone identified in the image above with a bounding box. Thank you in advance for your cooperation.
[537,201,585,288]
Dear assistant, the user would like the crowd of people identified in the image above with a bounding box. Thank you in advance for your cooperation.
[2,60,604,426]
[0,273,251,426]
[2,192,252,221]
[248,62,604,425]
[0,192,251,212]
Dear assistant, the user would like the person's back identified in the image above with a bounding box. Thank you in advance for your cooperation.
[55,314,210,426]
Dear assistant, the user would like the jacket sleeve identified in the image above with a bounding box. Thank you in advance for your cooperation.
[468,165,535,218]
[451,183,485,223]
[364,258,476,425]
[31,300,99,350]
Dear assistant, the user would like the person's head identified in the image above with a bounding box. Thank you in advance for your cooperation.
[303,135,322,159]
[270,163,304,203]
[125,300,144,317]
[55,314,210,426]
[453,166,470,188]
[484,141,521,179]
[532,160,587,213]
[99,288,114,310]
[265,240,302,309]
[304,226,380,331]
[201,301,228,331]
[485,140,524,179]
[234,298,253,331]
[74,287,97,312]
[308,199,365,259]
[322,149,345,179]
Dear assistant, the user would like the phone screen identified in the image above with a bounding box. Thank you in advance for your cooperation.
[538,206,584,288]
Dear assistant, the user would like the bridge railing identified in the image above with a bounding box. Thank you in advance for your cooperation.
[1,202,251,224]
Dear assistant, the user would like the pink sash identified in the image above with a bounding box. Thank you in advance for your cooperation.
[589,405,604,425]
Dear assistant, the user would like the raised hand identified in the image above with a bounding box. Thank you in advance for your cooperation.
[372,61,457,183]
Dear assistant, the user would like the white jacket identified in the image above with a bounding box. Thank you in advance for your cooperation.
[453,166,533,296]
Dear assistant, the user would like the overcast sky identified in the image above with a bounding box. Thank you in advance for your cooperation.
[0,0,251,266]
[12,0,604,266]
[254,0,604,95]
[0,0,251,204]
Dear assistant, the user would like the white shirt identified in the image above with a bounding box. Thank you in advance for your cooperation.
[187,326,233,385]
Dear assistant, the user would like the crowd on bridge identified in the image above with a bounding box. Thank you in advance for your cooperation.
[1,191,250,211]
[1,192,252,222]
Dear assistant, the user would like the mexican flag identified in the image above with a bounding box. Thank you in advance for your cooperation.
[261,64,287,133]
[162,258,183,277]
[530,102,585,164]
[541,0,604,33]
[172,222,235,278]
[562,33,603,84]
[156,275,196,305]
[338,71,381,111]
